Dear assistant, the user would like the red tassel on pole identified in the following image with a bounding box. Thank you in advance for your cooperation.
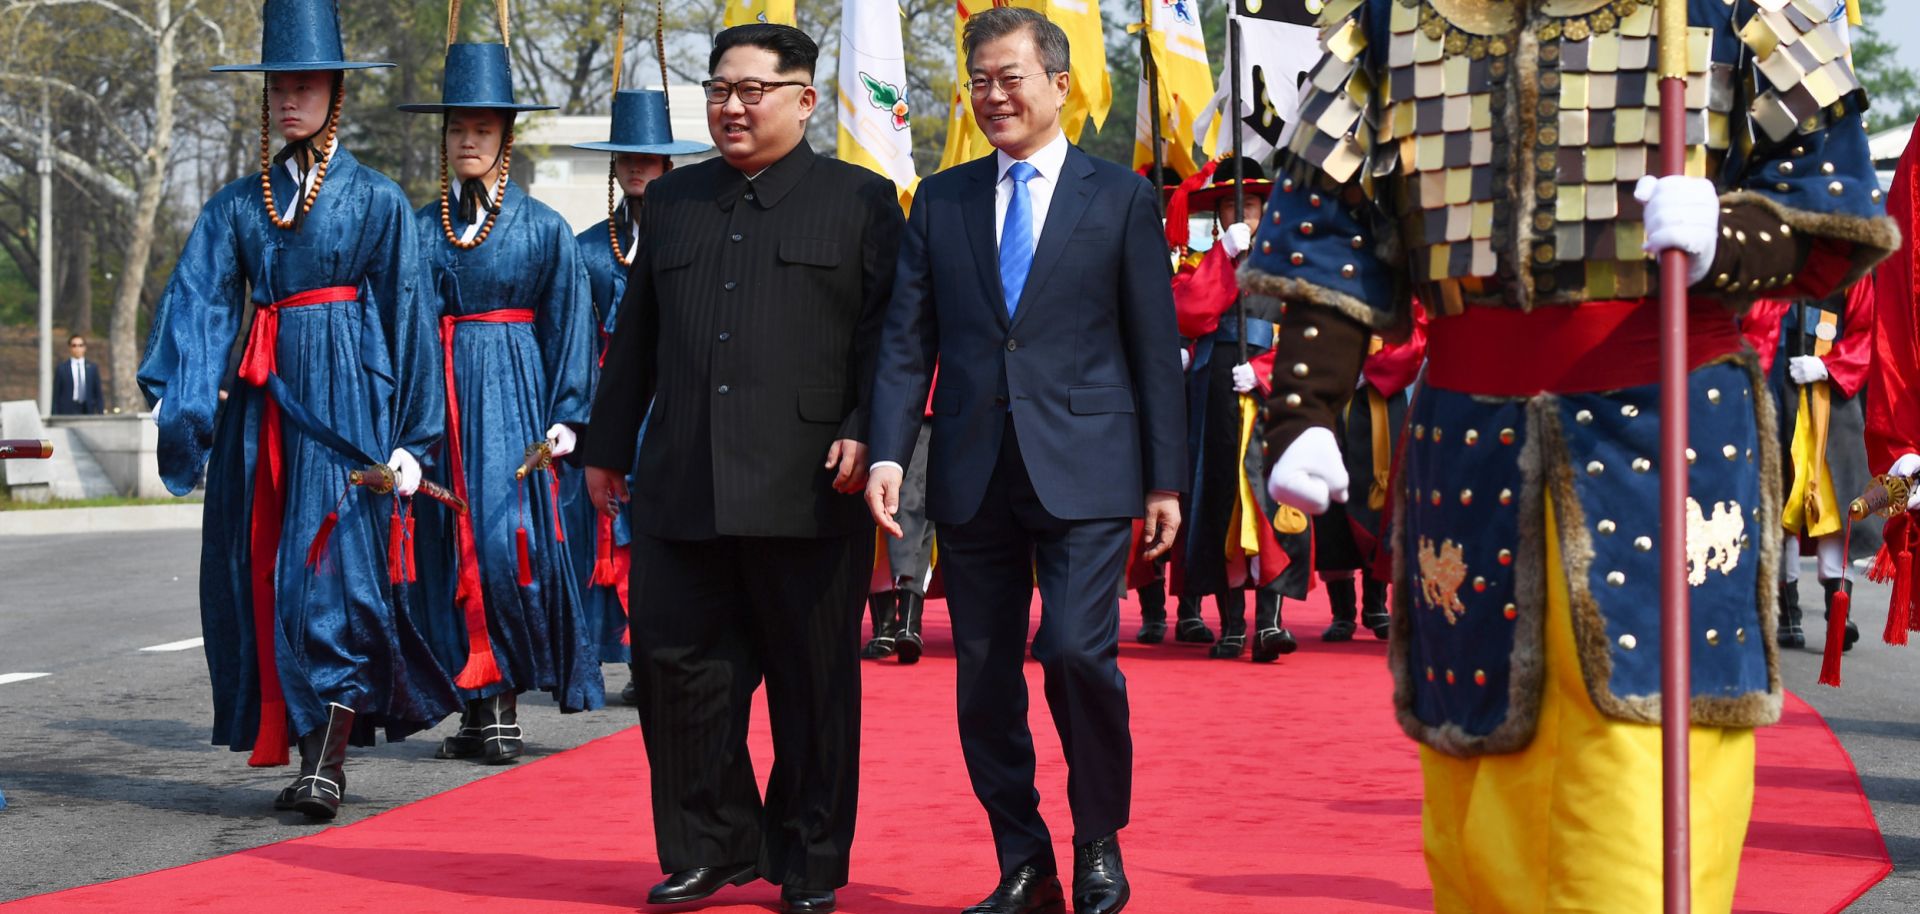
[549,465,565,543]
[1890,549,1914,642]
[404,515,417,583]
[517,527,534,587]
[1819,587,1851,686]
[306,512,339,568]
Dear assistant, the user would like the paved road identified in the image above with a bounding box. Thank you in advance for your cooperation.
[0,530,1913,909]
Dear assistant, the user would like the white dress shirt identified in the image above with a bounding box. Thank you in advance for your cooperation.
[993,129,1070,251]
[69,358,86,404]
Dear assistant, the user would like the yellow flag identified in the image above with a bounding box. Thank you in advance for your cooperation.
[1133,0,1215,177]
[722,0,795,28]
[1049,0,1112,141]
[938,0,1114,171]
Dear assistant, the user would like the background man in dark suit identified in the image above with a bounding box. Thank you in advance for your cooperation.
[52,334,106,415]
[864,10,1184,914]
[580,23,902,914]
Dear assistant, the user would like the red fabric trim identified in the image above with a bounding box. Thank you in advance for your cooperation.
[1363,303,1429,399]
[1172,244,1239,340]
[1426,300,1743,397]
[236,285,356,767]
[440,308,534,689]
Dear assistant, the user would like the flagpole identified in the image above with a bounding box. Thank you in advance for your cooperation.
[1229,13,1247,368]
[1655,0,1692,910]
[1143,0,1166,218]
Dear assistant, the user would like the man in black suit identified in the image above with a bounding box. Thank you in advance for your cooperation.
[580,23,901,914]
[865,10,1184,914]
[52,334,106,415]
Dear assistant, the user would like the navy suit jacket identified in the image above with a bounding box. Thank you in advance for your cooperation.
[51,358,105,415]
[869,145,1186,525]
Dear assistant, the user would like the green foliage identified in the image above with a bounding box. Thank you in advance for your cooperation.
[0,242,30,326]
[1852,0,1920,129]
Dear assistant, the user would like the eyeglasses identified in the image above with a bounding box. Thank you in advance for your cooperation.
[701,79,809,106]
[68,342,85,348]
[968,72,1059,99]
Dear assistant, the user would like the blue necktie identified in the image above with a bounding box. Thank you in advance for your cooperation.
[999,162,1039,317]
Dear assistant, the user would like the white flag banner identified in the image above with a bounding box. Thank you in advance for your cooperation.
[836,0,916,198]
[1198,12,1322,162]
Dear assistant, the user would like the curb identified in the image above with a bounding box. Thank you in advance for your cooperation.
[0,504,202,537]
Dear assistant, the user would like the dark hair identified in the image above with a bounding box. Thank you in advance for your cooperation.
[963,8,1069,75]
[710,24,819,79]
[67,334,85,346]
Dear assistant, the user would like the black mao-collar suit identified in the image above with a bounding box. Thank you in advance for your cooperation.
[582,140,903,891]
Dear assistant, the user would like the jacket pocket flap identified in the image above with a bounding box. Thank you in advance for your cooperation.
[797,388,847,423]
[656,242,698,270]
[1067,385,1135,415]
[778,237,842,268]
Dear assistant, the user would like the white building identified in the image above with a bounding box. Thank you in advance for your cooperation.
[516,84,716,233]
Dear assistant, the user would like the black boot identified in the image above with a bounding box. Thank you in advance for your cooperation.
[1209,591,1247,659]
[1174,595,1215,644]
[1777,579,1805,649]
[894,590,925,664]
[1135,583,1168,644]
[860,591,899,660]
[1823,578,1859,652]
[1322,577,1358,642]
[286,703,353,821]
[1251,589,1298,663]
[621,663,639,706]
[435,699,484,759]
[481,692,523,763]
[1361,578,1391,640]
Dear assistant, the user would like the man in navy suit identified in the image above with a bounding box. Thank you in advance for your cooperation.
[864,10,1184,913]
[52,334,106,415]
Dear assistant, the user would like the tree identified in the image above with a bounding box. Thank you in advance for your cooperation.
[0,0,246,410]
[1852,0,1919,129]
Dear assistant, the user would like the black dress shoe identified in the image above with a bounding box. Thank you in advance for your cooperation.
[1134,620,1166,644]
[646,863,757,905]
[1072,835,1129,914]
[1173,616,1215,644]
[781,887,837,913]
[963,865,1065,914]
[1251,627,1297,663]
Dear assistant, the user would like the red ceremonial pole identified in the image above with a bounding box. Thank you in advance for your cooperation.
[1656,0,1692,910]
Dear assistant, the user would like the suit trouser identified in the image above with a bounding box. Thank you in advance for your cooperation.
[630,530,872,889]
[886,422,937,594]
[938,419,1133,875]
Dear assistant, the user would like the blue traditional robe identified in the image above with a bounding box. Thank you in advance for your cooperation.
[569,214,636,664]
[138,148,457,757]
[412,181,603,711]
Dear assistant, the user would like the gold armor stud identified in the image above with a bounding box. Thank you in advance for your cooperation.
[1635,536,1653,552]
[1341,264,1358,278]
[1828,181,1845,196]
[1587,460,1606,477]
[1498,549,1513,566]
[1500,428,1516,445]
[1303,326,1320,340]
[1632,457,1651,473]
[1622,405,1640,418]
[1607,570,1626,586]
[1300,221,1316,236]
[1464,429,1480,446]
[1460,489,1474,506]
[1473,576,1487,592]
[1707,388,1721,404]
[1706,629,1720,646]
[1499,488,1514,505]
[1290,252,1306,266]
[1292,363,1310,378]
[1474,669,1487,686]
[1285,393,1303,408]
[1575,409,1594,425]
[1618,632,1637,649]
[1722,444,1738,460]
[1504,603,1518,620]
[1597,519,1618,535]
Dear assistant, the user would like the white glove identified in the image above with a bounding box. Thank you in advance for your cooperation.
[1231,362,1257,393]
[1892,453,1920,510]
[1220,222,1254,259]
[1634,174,1719,286]
[386,448,422,497]
[1787,355,1830,386]
[545,423,577,459]
[1266,426,1350,514]
[1180,348,1192,371]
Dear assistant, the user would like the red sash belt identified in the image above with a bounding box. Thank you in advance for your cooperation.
[1425,299,1744,397]
[440,309,535,688]
[239,285,358,767]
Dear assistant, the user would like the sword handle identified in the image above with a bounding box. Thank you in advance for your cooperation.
[1849,473,1917,521]
[0,439,54,460]
[515,440,554,481]
[348,464,397,495]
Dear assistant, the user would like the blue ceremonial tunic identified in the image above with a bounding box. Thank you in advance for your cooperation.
[412,181,604,711]
[138,148,457,754]
[571,216,635,664]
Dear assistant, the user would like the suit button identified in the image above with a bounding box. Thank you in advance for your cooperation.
[717,385,731,395]
[724,281,738,291]
[730,233,743,242]
[1006,339,1019,352]
[993,395,1008,406]
[718,331,731,341]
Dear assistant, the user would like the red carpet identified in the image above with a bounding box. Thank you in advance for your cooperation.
[4,592,1890,913]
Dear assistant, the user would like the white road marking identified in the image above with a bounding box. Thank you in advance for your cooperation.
[139,637,205,653]
[0,672,51,685]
